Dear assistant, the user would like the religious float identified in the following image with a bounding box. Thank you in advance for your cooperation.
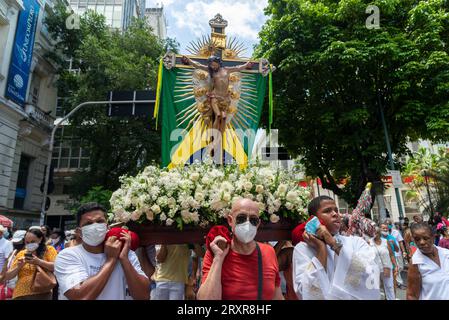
[109,14,311,245]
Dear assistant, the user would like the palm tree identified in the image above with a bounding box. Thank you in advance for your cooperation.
[402,146,449,219]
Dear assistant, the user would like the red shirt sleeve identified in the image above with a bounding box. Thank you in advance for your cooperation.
[201,249,213,284]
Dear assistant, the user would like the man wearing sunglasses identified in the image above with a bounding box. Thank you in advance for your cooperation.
[197,198,284,300]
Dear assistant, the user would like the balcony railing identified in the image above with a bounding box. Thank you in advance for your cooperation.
[25,104,55,129]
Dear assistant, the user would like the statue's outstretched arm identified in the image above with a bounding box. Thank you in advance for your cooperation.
[226,60,253,73]
[182,56,208,71]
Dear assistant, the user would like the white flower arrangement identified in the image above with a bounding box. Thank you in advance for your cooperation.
[110,160,311,229]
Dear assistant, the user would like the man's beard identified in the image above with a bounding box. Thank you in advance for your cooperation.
[208,66,220,78]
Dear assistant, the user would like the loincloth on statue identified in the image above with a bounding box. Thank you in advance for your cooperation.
[206,93,235,114]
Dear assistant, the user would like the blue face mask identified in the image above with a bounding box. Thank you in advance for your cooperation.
[3,231,9,239]
[388,224,393,230]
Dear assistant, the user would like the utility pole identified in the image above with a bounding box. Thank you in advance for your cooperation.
[40,99,155,225]
[377,91,405,223]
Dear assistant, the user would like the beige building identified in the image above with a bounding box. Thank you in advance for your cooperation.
[0,0,59,229]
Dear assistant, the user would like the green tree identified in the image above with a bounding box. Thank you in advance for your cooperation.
[46,1,172,199]
[256,0,449,206]
[403,146,449,217]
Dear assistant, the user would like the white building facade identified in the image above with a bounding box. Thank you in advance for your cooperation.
[144,5,166,39]
[0,0,58,229]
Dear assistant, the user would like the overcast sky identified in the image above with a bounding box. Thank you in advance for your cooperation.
[145,0,269,57]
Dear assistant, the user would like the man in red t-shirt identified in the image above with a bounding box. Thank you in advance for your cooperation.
[197,198,283,300]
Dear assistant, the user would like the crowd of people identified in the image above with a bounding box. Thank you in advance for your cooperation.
[0,193,448,300]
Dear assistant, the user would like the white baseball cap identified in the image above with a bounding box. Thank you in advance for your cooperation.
[11,230,26,243]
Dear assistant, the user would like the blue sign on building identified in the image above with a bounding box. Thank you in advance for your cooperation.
[5,0,40,106]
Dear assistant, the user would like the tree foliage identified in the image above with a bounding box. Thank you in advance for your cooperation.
[403,146,449,217]
[256,0,449,205]
[45,1,174,199]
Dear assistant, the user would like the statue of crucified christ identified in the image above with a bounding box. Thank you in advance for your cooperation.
[181,55,253,158]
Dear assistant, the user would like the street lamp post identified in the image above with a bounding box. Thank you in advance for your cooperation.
[40,99,155,225]
[377,91,405,223]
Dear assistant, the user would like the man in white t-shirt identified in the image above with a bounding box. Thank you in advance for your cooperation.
[0,225,13,272]
[54,203,149,300]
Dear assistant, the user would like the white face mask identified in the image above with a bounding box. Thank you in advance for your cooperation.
[51,237,60,245]
[26,243,39,252]
[81,223,108,246]
[381,231,389,237]
[234,221,257,244]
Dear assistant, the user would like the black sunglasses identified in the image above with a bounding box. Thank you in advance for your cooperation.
[235,213,260,227]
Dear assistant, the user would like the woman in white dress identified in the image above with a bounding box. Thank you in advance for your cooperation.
[369,227,396,300]
[407,222,449,300]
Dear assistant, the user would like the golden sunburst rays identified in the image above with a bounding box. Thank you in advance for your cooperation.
[174,70,200,134]
[187,35,218,57]
[226,36,247,57]
[231,73,259,131]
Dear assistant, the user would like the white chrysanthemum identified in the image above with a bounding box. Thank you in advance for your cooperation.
[159,213,167,221]
[181,210,191,223]
[166,218,174,226]
[190,211,200,223]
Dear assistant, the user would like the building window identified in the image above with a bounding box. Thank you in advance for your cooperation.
[52,127,90,170]
[14,155,32,210]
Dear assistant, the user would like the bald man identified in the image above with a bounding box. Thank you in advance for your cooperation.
[197,199,284,300]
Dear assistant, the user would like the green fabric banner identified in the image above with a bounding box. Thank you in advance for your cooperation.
[161,66,267,168]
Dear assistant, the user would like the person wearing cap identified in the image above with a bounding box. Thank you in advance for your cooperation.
[0,230,26,300]
[197,198,284,300]
[4,227,57,299]
[292,196,380,300]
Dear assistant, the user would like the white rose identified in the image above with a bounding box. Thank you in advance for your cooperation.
[270,214,280,223]
[160,213,167,221]
[257,202,265,211]
[191,172,200,181]
[130,210,142,221]
[146,210,154,221]
[166,218,174,226]
[255,185,264,194]
[168,197,177,208]
[151,204,161,215]
[195,192,205,202]
[286,191,298,202]
[256,194,264,202]
[285,202,293,210]
[222,192,232,202]
[243,181,253,191]
[277,184,288,195]
[201,176,211,185]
